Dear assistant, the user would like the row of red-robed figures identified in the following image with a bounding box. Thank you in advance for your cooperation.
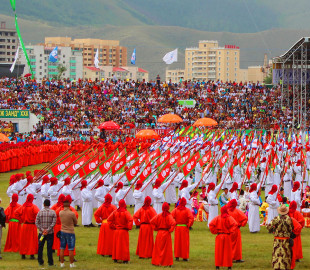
[3,192,305,268]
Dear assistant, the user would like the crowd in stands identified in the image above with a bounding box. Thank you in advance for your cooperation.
[0,76,299,142]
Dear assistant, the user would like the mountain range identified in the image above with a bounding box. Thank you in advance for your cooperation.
[0,0,309,79]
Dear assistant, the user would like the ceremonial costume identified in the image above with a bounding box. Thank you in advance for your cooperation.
[94,180,108,208]
[151,202,176,266]
[4,194,21,252]
[133,196,157,258]
[152,180,170,214]
[15,194,40,257]
[209,205,238,268]
[266,185,280,224]
[171,198,194,260]
[179,180,199,209]
[94,194,116,256]
[283,164,293,200]
[227,199,248,262]
[81,180,96,226]
[290,182,301,211]
[207,178,224,227]
[107,199,133,262]
[248,183,261,233]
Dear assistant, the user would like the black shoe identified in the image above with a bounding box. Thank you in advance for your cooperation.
[74,224,79,227]
[175,257,179,261]
[296,259,300,262]
[39,261,44,266]
[84,225,89,227]
[216,267,219,270]
[114,260,118,263]
[89,223,96,227]
[30,255,35,260]
[183,259,188,261]
[123,261,128,264]
[0,256,2,260]
[74,258,77,262]
[76,206,81,211]
[21,255,26,260]
[228,267,232,270]
[109,255,112,257]
[136,225,140,229]
[235,260,244,263]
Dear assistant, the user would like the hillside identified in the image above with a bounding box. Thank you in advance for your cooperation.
[1,14,309,80]
[1,0,310,33]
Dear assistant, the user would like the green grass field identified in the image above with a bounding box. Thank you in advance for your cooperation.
[0,164,309,269]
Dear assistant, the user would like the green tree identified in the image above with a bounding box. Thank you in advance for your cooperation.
[56,64,67,80]
[264,68,272,84]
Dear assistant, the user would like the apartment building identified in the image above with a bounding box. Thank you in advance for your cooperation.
[165,69,185,83]
[42,37,127,68]
[0,21,18,63]
[185,40,240,82]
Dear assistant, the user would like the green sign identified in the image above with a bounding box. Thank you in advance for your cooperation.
[178,100,196,108]
[0,110,30,118]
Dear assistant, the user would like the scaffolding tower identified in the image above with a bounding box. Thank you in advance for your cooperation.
[273,37,310,129]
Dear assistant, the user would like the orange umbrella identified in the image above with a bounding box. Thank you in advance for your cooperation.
[193,118,218,127]
[158,114,183,123]
[0,133,10,142]
[136,129,159,139]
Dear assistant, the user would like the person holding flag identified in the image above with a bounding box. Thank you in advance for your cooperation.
[248,182,262,233]
[291,181,302,211]
[80,180,97,227]
[179,180,200,210]
[152,180,170,214]
[94,179,108,208]
[266,185,280,224]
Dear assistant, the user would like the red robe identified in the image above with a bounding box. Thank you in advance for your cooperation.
[107,210,133,261]
[289,210,305,260]
[291,217,302,270]
[228,208,248,260]
[209,215,238,267]
[150,213,176,266]
[94,204,117,256]
[133,206,157,258]
[15,204,40,255]
[4,203,22,252]
[171,207,194,259]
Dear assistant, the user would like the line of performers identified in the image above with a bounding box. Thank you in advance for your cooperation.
[4,169,308,268]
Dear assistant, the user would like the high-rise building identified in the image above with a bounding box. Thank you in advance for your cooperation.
[165,69,185,83]
[185,40,240,82]
[42,37,127,68]
[0,21,18,63]
[20,45,83,81]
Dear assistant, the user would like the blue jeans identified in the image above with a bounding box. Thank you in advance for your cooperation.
[38,233,54,265]
[60,232,75,251]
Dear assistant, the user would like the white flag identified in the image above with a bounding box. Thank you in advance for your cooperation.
[163,48,178,64]
[10,46,20,73]
[94,48,99,68]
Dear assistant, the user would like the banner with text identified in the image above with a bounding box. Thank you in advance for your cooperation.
[0,110,30,118]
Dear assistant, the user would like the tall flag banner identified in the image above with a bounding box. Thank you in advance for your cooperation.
[182,152,201,177]
[82,156,99,177]
[238,152,246,167]
[246,158,253,180]
[253,152,261,168]
[219,152,229,168]
[177,151,191,168]
[49,154,73,177]
[131,48,136,65]
[126,149,138,163]
[14,15,34,78]
[157,163,171,183]
[139,163,152,182]
[10,46,19,73]
[125,160,140,182]
[163,48,178,64]
[49,47,58,63]
[156,150,171,167]
[99,155,114,175]
[94,48,100,68]
[112,155,127,175]
[199,151,211,167]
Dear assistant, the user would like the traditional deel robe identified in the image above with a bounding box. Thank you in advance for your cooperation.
[107,200,133,262]
[150,203,176,266]
[209,205,238,268]
[133,196,157,258]
[94,194,117,256]
[171,198,194,260]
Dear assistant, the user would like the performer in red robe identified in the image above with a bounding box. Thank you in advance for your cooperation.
[288,200,305,261]
[51,194,65,251]
[107,199,133,263]
[4,194,21,252]
[15,194,40,259]
[290,217,302,269]
[150,202,176,267]
[171,197,194,261]
[227,199,248,262]
[94,194,117,256]
[209,205,238,270]
[133,196,157,258]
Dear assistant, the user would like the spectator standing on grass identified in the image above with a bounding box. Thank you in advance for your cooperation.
[0,198,6,259]
[59,196,78,268]
[35,199,57,266]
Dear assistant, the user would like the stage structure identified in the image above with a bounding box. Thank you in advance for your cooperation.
[273,37,310,129]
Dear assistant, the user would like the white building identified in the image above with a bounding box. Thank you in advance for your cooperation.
[20,45,83,81]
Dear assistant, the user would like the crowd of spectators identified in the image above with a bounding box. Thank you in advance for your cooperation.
[0,76,298,142]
